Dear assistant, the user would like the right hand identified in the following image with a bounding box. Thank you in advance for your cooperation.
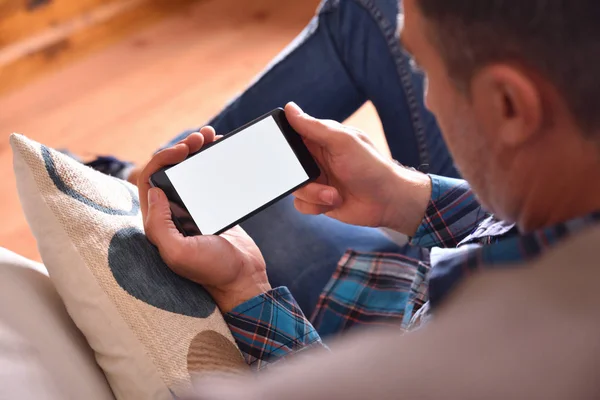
[286,102,431,235]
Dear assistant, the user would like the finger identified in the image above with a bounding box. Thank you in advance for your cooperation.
[138,143,190,219]
[293,197,335,215]
[199,126,216,145]
[293,183,342,206]
[284,102,349,151]
[144,187,185,257]
[180,132,205,154]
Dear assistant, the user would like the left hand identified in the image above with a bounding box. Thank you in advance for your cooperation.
[137,128,271,312]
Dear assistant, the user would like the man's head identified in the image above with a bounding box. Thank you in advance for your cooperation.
[401,0,600,228]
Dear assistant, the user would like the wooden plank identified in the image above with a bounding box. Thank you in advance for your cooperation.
[0,0,147,66]
[0,0,202,95]
[0,0,126,47]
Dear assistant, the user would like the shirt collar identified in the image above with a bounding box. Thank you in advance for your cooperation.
[428,211,600,308]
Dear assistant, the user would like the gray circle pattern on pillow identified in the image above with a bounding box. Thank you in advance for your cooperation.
[108,227,216,318]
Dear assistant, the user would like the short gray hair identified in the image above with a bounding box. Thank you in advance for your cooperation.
[417,0,600,135]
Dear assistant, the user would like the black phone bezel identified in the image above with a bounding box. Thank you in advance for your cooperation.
[150,108,321,236]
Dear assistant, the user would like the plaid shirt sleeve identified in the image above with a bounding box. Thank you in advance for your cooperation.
[410,175,489,248]
[223,287,326,371]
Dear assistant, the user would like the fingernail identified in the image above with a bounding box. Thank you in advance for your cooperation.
[319,190,334,205]
[287,102,303,115]
[148,188,159,204]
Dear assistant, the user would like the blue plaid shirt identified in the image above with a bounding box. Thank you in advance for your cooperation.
[224,175,600,370]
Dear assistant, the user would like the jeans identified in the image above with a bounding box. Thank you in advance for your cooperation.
[166,0,459,320]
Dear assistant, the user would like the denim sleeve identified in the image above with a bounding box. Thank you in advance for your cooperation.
[410,175,489,248]
[224,287,326,371]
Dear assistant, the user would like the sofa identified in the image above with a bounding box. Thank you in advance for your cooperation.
[0,247,115,399]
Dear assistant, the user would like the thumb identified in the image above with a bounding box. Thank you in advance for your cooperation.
[145,188,182,250]
[285,102,346,149]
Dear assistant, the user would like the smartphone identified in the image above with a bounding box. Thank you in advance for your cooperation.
[150,108,321,236]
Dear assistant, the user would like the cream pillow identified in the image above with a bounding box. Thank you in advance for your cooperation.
[11,134,245,399]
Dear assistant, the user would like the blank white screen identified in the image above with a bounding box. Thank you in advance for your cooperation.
[165,116,309,235]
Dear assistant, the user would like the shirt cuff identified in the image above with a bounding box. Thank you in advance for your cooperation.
[224,287,323,370]
[410,175,488,248]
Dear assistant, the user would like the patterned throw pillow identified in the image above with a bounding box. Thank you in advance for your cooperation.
[10,134,245,399]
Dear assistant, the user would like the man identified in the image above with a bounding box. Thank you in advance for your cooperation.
[134,0,600,379]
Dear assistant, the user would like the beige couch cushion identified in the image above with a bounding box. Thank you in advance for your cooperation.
[11,134,245,399]
[0,247,115,400]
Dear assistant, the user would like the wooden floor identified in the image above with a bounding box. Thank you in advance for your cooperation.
[0,0,384,261]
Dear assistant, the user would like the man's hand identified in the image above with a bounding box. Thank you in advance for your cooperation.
[287,103,432,236]
[138,128,270,313]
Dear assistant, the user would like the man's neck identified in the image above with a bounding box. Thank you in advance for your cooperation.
[516,142,600,233]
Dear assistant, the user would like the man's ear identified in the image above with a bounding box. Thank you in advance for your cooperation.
[471,65,543,147]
